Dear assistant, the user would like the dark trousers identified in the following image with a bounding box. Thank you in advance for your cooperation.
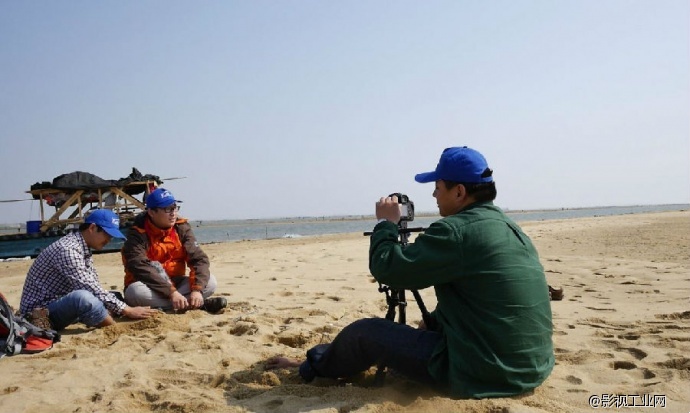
[300,317,442,387]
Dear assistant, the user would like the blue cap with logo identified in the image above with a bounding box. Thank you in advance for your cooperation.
[146,188,182,209]
[85,209,126,239]
[414,146,494,184]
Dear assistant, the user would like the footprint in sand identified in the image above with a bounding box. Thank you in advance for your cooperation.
[612,360,636,370]
[565,375,583,385]
[314,324,338,334]
[617,332,640,340]
[600,339,648,361]
[276,332,310,348]
[622,347,647,360]
[657,357,690,371]
[309,309,328,316]
[230,322,259,336]
[609,360,659,381]
[640,368,656,379]
[655,310,690,320]
[3,386,19,394]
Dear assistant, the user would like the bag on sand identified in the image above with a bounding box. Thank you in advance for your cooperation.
[0,292,61,358]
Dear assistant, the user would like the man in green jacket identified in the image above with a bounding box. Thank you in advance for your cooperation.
[266,146,554,398]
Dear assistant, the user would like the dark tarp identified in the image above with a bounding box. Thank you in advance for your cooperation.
[30,168,162,200]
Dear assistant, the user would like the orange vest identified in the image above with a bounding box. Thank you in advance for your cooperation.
[123,218,197,291]
[142,218,189,278]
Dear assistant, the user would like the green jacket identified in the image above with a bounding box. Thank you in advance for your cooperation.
[369,202,554,398]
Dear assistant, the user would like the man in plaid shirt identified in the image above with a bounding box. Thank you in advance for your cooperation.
[19,209,158,330]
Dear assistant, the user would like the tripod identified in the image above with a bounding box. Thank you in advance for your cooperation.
[365,220,432,386]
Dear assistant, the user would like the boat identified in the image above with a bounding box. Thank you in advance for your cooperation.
[0,168,164,260]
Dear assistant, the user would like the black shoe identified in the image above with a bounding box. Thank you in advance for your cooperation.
[549,285,564,301]
[109,290,125,302]
[202,297,227,314]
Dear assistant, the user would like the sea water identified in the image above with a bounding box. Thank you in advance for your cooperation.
[189,204,688,244]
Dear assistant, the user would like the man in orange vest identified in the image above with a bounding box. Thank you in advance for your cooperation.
[121,188,226,314]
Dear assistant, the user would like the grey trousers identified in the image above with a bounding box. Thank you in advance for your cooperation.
[124,274,218,309]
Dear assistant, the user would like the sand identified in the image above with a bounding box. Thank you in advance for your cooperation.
[1,210,688,413]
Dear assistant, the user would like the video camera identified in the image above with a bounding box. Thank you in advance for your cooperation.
[363,193,416,236]
[390,192,414,223]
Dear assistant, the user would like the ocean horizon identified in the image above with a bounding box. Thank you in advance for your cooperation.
[188,203,689,244]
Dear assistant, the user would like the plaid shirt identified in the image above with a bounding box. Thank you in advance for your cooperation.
[19,231,126,317]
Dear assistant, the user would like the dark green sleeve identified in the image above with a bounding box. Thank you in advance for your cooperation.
[369,219,465,290]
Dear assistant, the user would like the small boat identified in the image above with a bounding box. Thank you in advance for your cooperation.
[0,168,164,260]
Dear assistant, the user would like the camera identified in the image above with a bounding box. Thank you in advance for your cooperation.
[389,193,414,223]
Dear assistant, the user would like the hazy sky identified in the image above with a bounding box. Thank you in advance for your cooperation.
[1,1,688,224]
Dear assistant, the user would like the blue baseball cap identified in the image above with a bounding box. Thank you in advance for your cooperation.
[85,209,126,239]
[414,146,493,184]
[146,188,182,209]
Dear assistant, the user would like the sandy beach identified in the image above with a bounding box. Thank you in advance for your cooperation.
[1,210,688,413]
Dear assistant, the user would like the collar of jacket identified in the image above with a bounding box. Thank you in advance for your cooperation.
[459,200,494,213]
[132,214,188,235]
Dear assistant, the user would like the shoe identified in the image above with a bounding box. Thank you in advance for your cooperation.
[27,307,52,330]
[298,361,317,383]
[202,297,227,314]
[549,286,564,301]
[109,290,125,302]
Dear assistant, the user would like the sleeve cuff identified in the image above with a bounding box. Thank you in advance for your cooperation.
[373,219,396,232]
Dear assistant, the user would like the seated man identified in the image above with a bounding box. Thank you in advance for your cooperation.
[267,146,554,399]
[121,188,226,314]
[19,209,158,330]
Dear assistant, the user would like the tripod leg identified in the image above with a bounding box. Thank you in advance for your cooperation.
[411,290,435,330]
[397,290,407,325]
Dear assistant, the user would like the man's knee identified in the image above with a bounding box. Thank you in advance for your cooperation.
[69,290,100,307]
[68,290,108,327]
[338,318,389,342]
[346,318,390,332]
[124,282,151,306]
[203,275,218,297]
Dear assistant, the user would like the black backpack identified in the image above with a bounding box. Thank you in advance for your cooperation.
[0,292,61,357]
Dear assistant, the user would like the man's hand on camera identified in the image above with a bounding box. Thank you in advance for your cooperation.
[376,195,402,223]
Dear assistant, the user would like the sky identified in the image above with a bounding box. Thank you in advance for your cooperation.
[1,1,688,224]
